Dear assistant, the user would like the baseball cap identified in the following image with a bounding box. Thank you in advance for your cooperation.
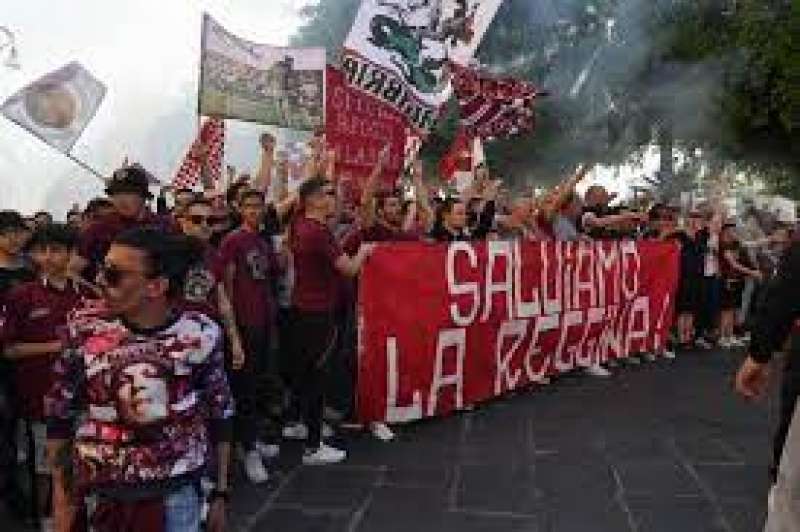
[105,165,155,199]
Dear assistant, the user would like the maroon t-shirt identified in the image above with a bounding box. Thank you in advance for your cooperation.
[217,228,278,327]
[290,217,344,313]
[5,279,89,419]
[178,245,220,320]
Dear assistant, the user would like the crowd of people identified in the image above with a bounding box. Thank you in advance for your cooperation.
[0,129,795,532]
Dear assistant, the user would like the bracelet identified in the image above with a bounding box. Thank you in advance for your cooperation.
[209,488,230,502]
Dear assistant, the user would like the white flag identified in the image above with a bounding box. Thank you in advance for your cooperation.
[1,62,106,153]
[342,0,503,133]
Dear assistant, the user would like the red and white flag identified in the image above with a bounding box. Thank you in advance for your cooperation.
[173,118,225,190]
[451,63,542,140]
[439,128,475,182]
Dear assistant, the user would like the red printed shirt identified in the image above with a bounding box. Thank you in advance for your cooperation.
[45,303,234,494]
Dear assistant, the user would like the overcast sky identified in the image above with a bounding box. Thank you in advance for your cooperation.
[0,0,311,216]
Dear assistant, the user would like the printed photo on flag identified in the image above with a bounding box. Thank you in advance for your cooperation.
[199,13,325,131]
[1,62,106,153]
[342,0,502,133]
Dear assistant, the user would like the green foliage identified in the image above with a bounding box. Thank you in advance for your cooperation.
[291,0,798,193]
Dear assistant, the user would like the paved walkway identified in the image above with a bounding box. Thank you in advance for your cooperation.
[1,350,773,531]
[231,350,772,532]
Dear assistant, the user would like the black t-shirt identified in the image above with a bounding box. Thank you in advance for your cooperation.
[671,231,706,279]
[0,265,35,297]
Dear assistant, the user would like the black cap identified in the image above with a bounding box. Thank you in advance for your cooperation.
[0,210,29,234]
[105,165,154,199]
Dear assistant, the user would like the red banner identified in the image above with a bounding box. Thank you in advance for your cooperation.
[357,240,679,423]
[325,66,407,193]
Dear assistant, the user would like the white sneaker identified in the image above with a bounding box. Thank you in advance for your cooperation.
[254,440,280,460]
[40,517,54,532]
[282,422,309,440]
[695,338,714,350]
[584,364,611,378]
[606,359,620,369]
[642,352,657,362]
[302,443,347,465]
[719,338,733,349]
[244,449,269,484]
[322,422,334,439]
[369,422,395,442]
[729,337,747,348]
[625,356,642,366]
[662,349,676,360]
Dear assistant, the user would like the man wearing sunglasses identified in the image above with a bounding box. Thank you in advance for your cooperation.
[45,228,233,532]
[177,198,247,373]
[217,190,281,484]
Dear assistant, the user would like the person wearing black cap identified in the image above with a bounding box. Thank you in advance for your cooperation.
[77,165,173,281]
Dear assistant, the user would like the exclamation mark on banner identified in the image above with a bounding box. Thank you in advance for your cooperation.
[653,294,671,353]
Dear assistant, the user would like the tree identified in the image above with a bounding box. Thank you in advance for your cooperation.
[291,0,798,195]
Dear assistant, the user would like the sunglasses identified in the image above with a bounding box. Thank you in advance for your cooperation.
[187,215,224,225]
[323,189,337,197]
[98,262,152,288]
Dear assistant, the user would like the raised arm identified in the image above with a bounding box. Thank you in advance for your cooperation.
[541,164,593,220]
[411,159,434,231]
[359,145,390,229]
[254,133,275,194]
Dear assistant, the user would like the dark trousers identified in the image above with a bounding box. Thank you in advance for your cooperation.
[772,334,800,481]
[284,309,337,450]
[230,325,270,450]
[325,304,357,419]
[0,364,21,509]
[696,276,721,339]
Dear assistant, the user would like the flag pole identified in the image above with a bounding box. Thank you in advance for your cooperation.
[3,117,106,182]
[64,152,106,182]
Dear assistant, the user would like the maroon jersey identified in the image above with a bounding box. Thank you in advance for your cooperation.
[179,245,220,320]
[5,279,90,419]
[217,228,279,327]
[289,217,344,313]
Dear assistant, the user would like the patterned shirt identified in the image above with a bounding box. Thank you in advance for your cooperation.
[45,302,234,496]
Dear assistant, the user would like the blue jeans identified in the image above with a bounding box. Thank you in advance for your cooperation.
[164,484,201,532]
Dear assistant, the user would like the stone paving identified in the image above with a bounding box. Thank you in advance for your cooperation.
[1,349,773,531]
[230,350,773,532]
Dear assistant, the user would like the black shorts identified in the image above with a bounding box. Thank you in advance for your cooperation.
[720,279,744,310]
[676,275,702,313]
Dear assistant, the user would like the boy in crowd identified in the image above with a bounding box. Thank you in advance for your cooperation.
[217,190,282,483]
[0,210,34,511]
[46,228,233,532]
[3,224,94,525]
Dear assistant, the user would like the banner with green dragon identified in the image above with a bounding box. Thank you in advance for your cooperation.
[342,0,503,133]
